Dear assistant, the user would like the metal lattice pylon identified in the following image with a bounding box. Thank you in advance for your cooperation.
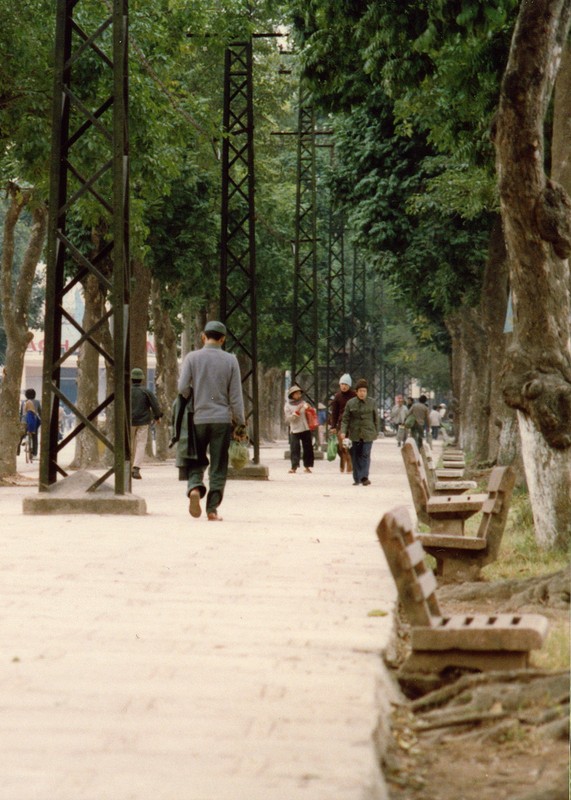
[41,0,130,493]
[291,84,318,405]
[325,203,347,402]
[383,364,412,406]
[348,246,368,384]
[219,39,260,463]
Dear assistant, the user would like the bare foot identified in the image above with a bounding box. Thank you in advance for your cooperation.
[207,511,223,521]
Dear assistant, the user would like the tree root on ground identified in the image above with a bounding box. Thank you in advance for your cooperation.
[0,473,37,487]
[400,669,569,744]
[438,566,570,611]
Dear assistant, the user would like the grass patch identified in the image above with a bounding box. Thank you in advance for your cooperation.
[532,620,570,671]
[484,488,569,581]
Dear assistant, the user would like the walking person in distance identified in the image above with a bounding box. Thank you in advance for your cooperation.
[130,368,163,480]
[328,373,357,473]
[341,378,378,486]
[284,384,315,474]
[177,320,246,521]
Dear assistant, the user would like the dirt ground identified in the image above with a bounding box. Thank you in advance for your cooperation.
[382,597,569,800]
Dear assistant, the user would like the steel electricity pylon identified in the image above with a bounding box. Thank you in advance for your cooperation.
[324,202,347,403]
[219,39,261,463]
[290,83,319,405]
[41,0,130,494]
[348,246,369,384]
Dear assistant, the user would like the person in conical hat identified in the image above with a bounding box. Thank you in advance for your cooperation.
[284,384,314,474]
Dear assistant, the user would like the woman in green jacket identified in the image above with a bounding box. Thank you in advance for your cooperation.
[341,379,378,486]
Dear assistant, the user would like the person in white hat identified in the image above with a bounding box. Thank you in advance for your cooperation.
[328,374,356,473]
[284,384,314,473]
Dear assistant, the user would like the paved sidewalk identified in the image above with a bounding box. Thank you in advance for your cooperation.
[1,437,412,800]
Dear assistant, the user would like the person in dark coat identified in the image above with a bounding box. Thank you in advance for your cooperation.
[328,373,357,474]
[130,367,163,480]
[341,378,378,486]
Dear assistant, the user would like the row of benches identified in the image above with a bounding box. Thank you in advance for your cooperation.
[401,439,515,580]
[376,440,548,673]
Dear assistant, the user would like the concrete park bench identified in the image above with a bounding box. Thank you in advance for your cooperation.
[376,506,549,672]
[421,442,476,494]
[401,440,488,534]
[416,464,516,581]
[433,444,466,469]
[441,445,466,466]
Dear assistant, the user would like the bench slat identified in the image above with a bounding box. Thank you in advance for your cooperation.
[426,494,488,513]
[413,569,438,603]
[417,533,486,550]
[411,614,549,651]
[434,468,466,478]
[400,540,426,569]
[434,480,477,491]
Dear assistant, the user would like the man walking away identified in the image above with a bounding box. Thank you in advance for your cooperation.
[429,405,441,440]
[177,320,245,521]
[389,394,408,447]
[406,394,430,449]
[130,368,163,480]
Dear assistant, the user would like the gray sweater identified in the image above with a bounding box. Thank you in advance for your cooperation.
[178,343,245,426]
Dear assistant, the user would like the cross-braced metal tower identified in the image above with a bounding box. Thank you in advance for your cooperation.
[220,39,260,464]
[291,84,319,405]
[41,0,130,493]
[383,365,412,405]
[348,246,368,384]
[325,204,347,402]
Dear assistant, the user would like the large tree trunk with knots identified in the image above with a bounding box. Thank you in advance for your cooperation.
[444,219,520,471]
[494,0,571,549]
[0,184,47,479]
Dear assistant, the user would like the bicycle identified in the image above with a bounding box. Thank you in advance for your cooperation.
[23,431,34,463]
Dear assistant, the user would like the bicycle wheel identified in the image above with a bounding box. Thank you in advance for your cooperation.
[26,433,33,463]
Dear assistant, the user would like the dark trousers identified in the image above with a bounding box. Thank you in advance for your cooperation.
[412,424,424,449]
[351,440,373,483]
[290,429,314,469]
[185,423,232,514]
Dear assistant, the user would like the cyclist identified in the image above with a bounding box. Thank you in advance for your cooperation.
[21,389,42,458]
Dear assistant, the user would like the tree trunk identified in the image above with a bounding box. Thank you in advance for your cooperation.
[129,259,154,460]
[444,219,521,472]
[150,278,179,460]
[258,366,286,441]
[552,39,571,192]
[130,258,152,375]
[100,317,115,468]
[445,315,463,444]
[68,273,105,469]
[455,306,489,459]
[494,0,571,548]
[480,218,522,470]
[0,185,47,477]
